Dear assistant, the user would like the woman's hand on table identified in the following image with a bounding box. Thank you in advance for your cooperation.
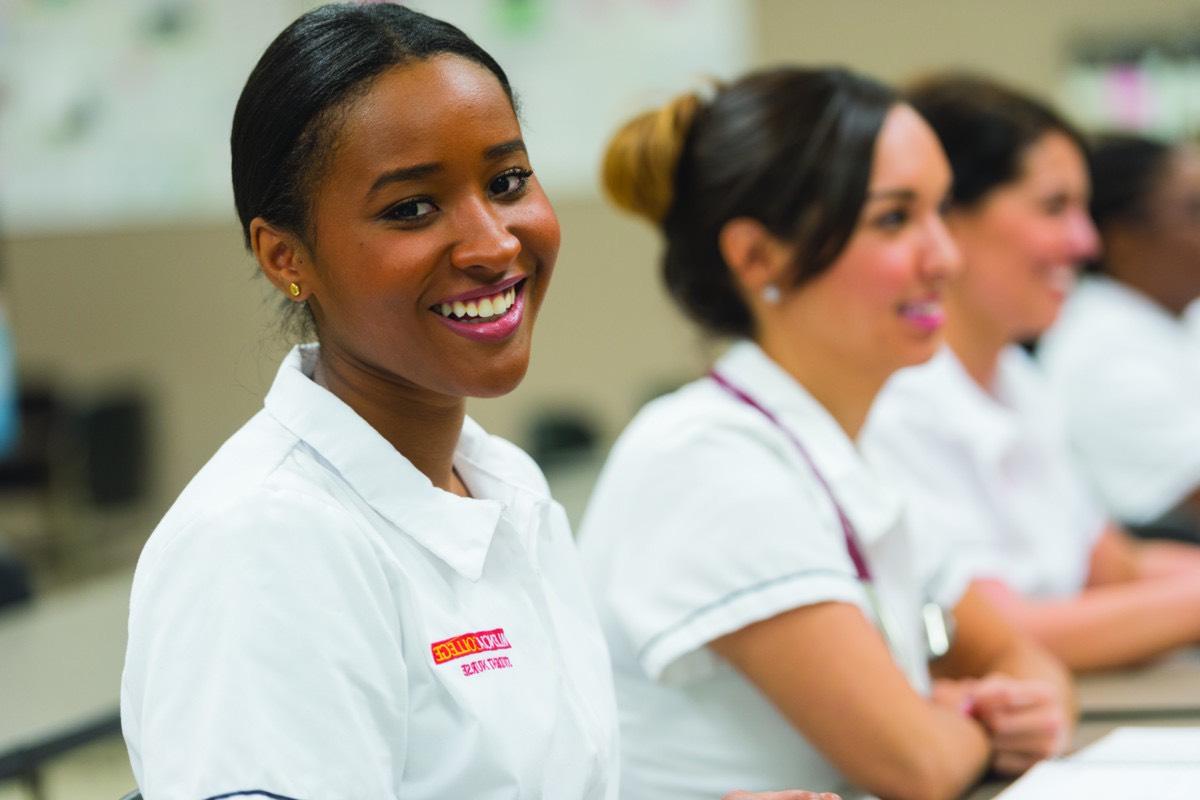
[962,674,1069,775]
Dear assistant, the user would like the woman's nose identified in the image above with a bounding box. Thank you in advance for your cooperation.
[450,197,522,274]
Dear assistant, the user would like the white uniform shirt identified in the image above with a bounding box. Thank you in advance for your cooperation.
[864,346,1107,598]
[121,345,618,800]
[577,341,953,800]
[1039,276,1200,524]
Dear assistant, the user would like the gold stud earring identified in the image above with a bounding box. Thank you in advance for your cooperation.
[288,282,301,298]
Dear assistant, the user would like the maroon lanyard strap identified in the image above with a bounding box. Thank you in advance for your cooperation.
[708,369,873,583]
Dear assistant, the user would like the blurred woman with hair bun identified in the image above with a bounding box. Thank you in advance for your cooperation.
[580,66,1072,800]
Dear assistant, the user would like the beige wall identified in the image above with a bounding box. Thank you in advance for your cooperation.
[757,0,1200,90]
[7,0,1200,517]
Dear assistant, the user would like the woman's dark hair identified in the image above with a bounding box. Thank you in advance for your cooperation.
[1085,134,1173,274]
[907,73,1086,209]
[1085,134,1173,272]
[231,2,513,250]
[603,67,896,338]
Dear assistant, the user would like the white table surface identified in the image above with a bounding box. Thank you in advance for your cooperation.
[0,571,132,769]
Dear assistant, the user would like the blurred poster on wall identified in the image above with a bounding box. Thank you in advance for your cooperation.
[0,0,751,234]
[404,0,751,203]
[0,0,300,234]
[1061,22,1200,139]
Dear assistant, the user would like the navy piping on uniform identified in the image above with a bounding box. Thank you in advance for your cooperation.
[636,568,858,663]
[203,791,302,800]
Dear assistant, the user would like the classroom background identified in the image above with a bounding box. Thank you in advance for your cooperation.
[2,0,1199,797]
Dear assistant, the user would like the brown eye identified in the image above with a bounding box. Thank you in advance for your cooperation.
[382,198,437,223]
[489,168,532,198]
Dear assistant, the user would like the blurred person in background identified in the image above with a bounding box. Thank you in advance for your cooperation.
[1039,134,1200,543]
[580,66,1072,800]
[864,75,1200,674]
[119,3,834,800]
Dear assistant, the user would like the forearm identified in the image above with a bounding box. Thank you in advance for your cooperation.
[1136,539,1200,578]
[819,690,991,800]
[1003,576,1200,671]
[712,603,993,800]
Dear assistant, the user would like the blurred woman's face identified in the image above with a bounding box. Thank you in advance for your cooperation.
[298,55,560,399]
[778,104,961,378]
[944,131,1099,342]
[1134,144,1200,310]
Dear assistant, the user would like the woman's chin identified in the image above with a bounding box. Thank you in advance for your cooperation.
[464,361,531,399]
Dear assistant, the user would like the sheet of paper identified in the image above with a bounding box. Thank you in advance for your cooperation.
[997,761,1200,799]
[1073,726,1200,764]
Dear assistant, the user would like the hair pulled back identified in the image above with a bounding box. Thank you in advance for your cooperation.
[231,2,514,249]
[907,73,1085,209]
[1084,134,1173,274]
[604,67,896,338]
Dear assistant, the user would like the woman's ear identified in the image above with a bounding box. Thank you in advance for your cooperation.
[250,217,314,302]
[718,217,794,297]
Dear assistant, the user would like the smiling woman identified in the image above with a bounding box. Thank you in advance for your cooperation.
[117,4,837,800]
[578,67,1073,800]
[118,5,609,799]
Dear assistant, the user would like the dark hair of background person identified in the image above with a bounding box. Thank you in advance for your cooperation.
[907,73,1087,210]
[230,2,515,334]
[603,67,896,338]
[1084,134,1173,274]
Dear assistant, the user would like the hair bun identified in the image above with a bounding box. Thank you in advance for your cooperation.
[601,91,706,225]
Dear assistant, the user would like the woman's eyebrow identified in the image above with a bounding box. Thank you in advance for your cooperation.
[364,139,527,199]
[866,187,916,203]
[484,138,526,160]
[367,162,442,197]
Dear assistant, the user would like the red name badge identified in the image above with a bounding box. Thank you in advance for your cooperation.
[430,627,512,665]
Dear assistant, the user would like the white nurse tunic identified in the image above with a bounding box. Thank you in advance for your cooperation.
[864,345,1106,599]
[1040,276,1200,525]
[121,345,618,800]
[578,341,957,800]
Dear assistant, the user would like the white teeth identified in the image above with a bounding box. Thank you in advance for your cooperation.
[435,284,521,320]
[901,301,940,316]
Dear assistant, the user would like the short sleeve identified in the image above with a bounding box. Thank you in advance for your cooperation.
[122,490,406,800]
[582,416,865,684]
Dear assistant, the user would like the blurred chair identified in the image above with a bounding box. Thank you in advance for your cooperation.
[525,409,604,530]
[0,383,152,574]
[75,392,150,508]
[525,409,599,472]
[0,384,65,607]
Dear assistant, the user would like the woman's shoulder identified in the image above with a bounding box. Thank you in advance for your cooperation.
[137,410,374,586]
[617,376,786,458]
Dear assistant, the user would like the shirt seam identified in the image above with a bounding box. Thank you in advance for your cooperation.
[636,567,859,663]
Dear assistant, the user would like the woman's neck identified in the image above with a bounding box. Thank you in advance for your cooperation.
[313,348,469,496]
[942,303,1007,393]
[756,331,885,441]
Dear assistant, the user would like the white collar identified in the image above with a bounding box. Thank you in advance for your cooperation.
[263,345,547,581]
[1076,275,1184,331]
[900,345,1029,467]
[713,340,902,545]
